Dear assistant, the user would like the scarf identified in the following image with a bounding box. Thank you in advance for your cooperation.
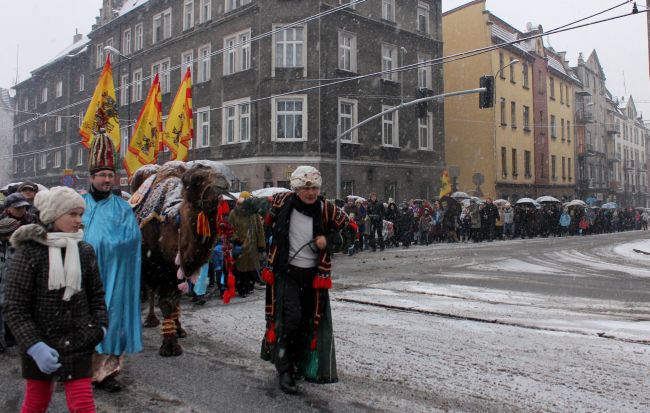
[36,231,84,301]
[89,185,111,202]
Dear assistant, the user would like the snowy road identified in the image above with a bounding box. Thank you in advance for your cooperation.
[1,231,649,412]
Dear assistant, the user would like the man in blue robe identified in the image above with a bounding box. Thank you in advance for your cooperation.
[82,132,142,393]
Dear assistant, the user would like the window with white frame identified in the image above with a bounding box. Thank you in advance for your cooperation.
[41,87,47,103]
[222,98,251,144]
[56,81,63,98]
[417,2,430,34]
[42,120,47,135]
[77,147,84,166]
[382,0,395,21]
[162,116,169,152]
[200,0,211,23]
[120,126,130,157]
[181,50,194,80]
[95,43,104,68]
[338,31,357,72]
[418,54,431,89]
[418,113,433,150]
[54,151,61,168]
[39,153,46,169]
[78,111,84,128]
[79,74,85,92]
[153,8,172,43]
[55,116,62,132]
[274,25,306,72]
[151,58,171,93]
[23,98,28,111]
[132,69,143,102]
[381,105,398,147]
[381,44,397,81]
[224,29,251,75]
[338,98,358,143]
[225,0,251,13]
[120,74,129,105]
[134,23,143,51]
[105,38,114,61]
[272,95,307,141]
[122,28,132,56]
[198,44,211,83]
[196,108,211,148]
[183,0,194,31]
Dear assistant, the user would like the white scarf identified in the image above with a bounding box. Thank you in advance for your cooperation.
[37,231,84,301]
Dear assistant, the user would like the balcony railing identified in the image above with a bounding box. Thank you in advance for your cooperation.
[624,160,635,170]
[638,163,648,172]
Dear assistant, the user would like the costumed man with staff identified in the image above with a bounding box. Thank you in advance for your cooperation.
[260,166,349,394]
[82,131,143,393]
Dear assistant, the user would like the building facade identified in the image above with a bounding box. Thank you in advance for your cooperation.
[12,0,445,201]
[0,89,14,186]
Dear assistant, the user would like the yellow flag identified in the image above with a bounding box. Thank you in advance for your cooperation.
[163,68,194,161]
[80,56,121,151]
[439,169,451,197]
[123,74,162,177]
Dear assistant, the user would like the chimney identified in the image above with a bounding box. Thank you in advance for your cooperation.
[73,28,82,44]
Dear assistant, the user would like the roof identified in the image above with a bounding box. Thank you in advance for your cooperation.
[491,24,531,56]
[118,0,149,17]
[31,35,89,75]
[0,89,13,111]
[547,52,580,84]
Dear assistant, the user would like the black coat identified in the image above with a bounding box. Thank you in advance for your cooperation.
[4,224,108,381]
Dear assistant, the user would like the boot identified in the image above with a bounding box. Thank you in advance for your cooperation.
[93,376,122,393]
[279,372,298,395]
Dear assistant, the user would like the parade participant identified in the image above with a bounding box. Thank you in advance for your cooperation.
[367,192,385,251]
[0,217,20,353]
[4,187,107,413]
[82,132,142,393]
[260,166,348,394]
[228,191,266,297]
[1,193,38,226]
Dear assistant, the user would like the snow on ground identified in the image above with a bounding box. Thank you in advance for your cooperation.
[612,238,650,261]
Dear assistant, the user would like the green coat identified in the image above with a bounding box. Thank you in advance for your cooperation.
[228,207,265,273]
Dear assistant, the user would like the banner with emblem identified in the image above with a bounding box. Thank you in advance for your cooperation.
[439,169,452,198]
[124,74,162,177]
[163,68,194,161]
[80,56,121,151]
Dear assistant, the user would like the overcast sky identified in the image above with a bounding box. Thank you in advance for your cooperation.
[1,0,648,115]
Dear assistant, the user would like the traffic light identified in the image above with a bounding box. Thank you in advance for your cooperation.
[416,87,428,118]
[479,75,495,109]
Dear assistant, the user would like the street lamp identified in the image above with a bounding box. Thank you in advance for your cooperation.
[492,58,519,199]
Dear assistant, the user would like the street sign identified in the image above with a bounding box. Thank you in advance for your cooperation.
[61,175,76,188]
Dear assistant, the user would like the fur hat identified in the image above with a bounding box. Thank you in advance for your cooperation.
[290,166,322,190]
[18,182,39,193]
[34,187,86,225]
[88,131,117,174]
[0,217,19,236]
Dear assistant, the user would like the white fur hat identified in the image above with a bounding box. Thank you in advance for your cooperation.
[290,166,322,190]
[34,186,86,225]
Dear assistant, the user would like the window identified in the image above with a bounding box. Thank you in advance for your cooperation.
[562,156,566,180]
[274,26,305,71]
[153,8,172,43]
[151,58,171,93]
[418,114,433,150]
[523,105,530,131]
[499,52,505,79]
[41,87,47,103]
[40,153,47,170]
[224,29,251,75]
[561,118,565,141]
[501,147,507,177]
[551,155,557,179]
[511,101,516,128]
[120,74,129,105]
[418,54,431,89]
[522,62,529,88]
[549,77,555,99]
[181,50,194,80]
[77,147,84,166]
[338,31,357,72]
[382,0,395,21]
[560,82,564,103]
[105,38,114,61]
[222,98,251,144]
[272,96,307,141]
[23,98,28,111]
[79,74,85,92]
[225,0,251,12]
[120,126,130,157]
[56,81,63,98]
[417,2,430,34]
[509,58,516,83]
[196,107,211,148]
[134,24,143,51]
[338,98,358,143]
[566,86,570,107]
[381,105,398,147]
[500,98,506,125]
[132,69,143,102]
[122,29,132,56]
[381,44,397,81]
[183,0,194,31]
[200,0,211,23]
[42,120,47,136]
[54,151,61,168]
[55,116,62,132]
[95,43,104,68]
[198,44,211,83]
[524,150,531,177]
[78,111,84,128]
[511,149,518,176]
[550,115,556,138]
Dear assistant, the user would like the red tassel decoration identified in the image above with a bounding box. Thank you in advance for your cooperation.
[261,267,275,285]
[310,337,318,351]
[197,211,211,237]
[266,322,277,344]
[312,276,332,289]
[222,271,236,304]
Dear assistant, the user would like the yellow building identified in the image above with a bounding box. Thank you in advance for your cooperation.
[443,0,535,200]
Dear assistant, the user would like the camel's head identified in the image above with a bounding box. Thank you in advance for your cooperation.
[181,163,230,214]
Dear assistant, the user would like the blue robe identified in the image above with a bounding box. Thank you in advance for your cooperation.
[83,193,143,355]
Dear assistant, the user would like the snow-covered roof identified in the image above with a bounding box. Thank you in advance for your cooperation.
[118,0,149,16]
[491,25,530,55]
[547,53,580,83]
[32,35,90,74]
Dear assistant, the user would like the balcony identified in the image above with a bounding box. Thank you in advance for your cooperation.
[638,163,648,172]
[606,123,620,135]
[575,111,594,124]
[624,160,635,170]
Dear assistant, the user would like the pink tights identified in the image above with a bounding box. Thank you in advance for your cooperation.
[21,378,96,413]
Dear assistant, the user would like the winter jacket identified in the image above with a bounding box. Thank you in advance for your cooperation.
[559,212,571,227]
[366,200,385,221]
[4,224,108,381]
[469,204,481,229]
[502,207,514,224]
[419,214,433,232]
[0,239,13,306]
[229,207,266,273]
